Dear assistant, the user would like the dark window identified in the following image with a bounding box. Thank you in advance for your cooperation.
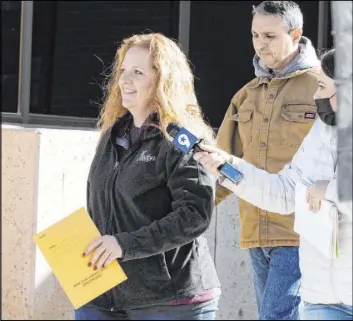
[189,1,256,127]
[1,1,21,113]
[30,1,179,118]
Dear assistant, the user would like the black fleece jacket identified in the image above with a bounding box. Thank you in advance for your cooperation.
[86,112,220,310]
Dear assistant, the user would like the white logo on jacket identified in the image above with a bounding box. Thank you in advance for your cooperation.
[137,151,156,163]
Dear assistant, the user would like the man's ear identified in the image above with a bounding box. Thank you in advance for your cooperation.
[291,28,303,44]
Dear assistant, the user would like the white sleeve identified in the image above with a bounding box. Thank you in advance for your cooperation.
[220,122,318,214]
[221,158,301,214]
[325,177,338,204]
[326,176,353,221]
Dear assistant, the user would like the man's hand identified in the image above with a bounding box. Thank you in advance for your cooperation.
[193,144,234,177]
[306,180,330,213]
[83,235,123,270]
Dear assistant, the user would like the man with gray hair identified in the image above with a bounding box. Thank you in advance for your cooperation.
[216,1,320,319]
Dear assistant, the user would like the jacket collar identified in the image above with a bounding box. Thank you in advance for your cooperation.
[111,111,162,141]
[248,67,320,89]
[253,36,320,79]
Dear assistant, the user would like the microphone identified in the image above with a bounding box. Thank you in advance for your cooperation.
[166,122,244,185]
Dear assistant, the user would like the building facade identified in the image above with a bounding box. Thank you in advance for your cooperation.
[2,1,333,129]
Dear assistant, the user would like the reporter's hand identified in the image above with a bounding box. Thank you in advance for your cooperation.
[83,235,123,270]
[193,144,233,177]
[306,180,330,213]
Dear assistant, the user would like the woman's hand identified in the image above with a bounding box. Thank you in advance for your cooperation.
[306,180,330,212]
[83,235,123,270]
[193,144,233,177]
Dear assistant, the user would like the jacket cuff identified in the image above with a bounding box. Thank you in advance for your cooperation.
[114,232,136,262]
[113,234,127,261]
[325,178,338,204]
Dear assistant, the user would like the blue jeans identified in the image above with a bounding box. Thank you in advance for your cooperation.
[302,302,353,320]
[249,246,301,320]
[74,299,218,320]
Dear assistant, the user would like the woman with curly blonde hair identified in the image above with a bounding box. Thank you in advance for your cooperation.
[77,33,221,320]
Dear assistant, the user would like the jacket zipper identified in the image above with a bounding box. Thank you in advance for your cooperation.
[101,120,158,311]
[103,140,142,234]
[103,139,142,312]
[103,160,118,234]
[103,127,158,235]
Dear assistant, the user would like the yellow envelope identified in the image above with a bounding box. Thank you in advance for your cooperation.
[33,207,127,309]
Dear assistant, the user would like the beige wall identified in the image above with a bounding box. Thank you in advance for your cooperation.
[1,126,99,320]
[2,128,39,320]
[1,125,256,320]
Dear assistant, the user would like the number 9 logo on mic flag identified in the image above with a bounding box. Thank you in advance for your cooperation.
[173,128,198,153]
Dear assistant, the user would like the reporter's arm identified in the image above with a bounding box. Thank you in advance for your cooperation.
[219,156,301,214]
[197,122,319,214]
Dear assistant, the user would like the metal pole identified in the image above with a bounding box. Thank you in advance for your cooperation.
[18,1,34,123]
[331,1,352,206]
[317,1,329,50]
[178,1,191,57]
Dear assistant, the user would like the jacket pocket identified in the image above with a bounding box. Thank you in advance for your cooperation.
[231,109,254,147]
[157,253,172,280]
[114,254,174,304]
[134,254,172,292]
[280,104,317,148]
